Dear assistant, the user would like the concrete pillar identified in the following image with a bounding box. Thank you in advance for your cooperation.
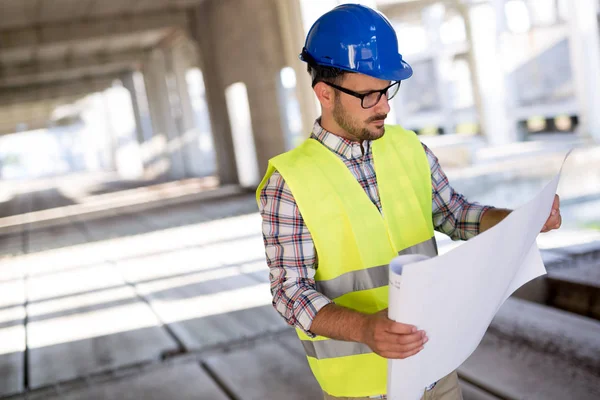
[275,0,319,137]
[459,0,518,145]
[102,83,145,180]
[567,0,600,142]
[168,38,208,176]
[100,91,117,171]
[143,48,187,180]
[188,0,291,183]
[121,72,150,173]
[187,6,238,185]
[422,4,455,136]
[121,72,145,148]
[121,71,158,179]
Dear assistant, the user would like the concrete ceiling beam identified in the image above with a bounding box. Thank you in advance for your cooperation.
[0,9,188,61]
[0,51,145,87]
[0,97,82,135]
[0,76,116,107]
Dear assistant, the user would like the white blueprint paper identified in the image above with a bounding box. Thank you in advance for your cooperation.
[387,154,569,400]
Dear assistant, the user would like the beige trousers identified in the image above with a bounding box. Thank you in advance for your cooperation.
[323,371,462,400]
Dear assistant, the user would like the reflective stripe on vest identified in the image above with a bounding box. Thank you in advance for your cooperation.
[256,125,434,397]
[316,236,438,300]
[304,236,438,360]
[301,339,373,359]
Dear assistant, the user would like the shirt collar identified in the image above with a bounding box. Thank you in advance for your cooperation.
[311,119,371,160]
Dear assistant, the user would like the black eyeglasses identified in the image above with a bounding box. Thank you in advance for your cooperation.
[322,80,401,109]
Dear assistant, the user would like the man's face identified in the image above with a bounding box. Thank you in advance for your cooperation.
[332,73,392,141]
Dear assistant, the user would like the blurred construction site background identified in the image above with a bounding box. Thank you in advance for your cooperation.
[0,0,598,399]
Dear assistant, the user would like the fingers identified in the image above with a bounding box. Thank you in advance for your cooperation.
[542,195,562,232]
[379,345,425,360]
[385,320,417,335]
[374,329,427,350]
[378,330,427,358]
[554,214,562,229]
[375,333,427,358]
[378,331,426,346]
[367,315,427,359]
[394,331,427,346]
[557,213,562,228]
[543,212,561,231]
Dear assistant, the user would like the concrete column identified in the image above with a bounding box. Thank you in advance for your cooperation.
[101,91,117,171]
[187,6,238,185]
[422,4,455,136]
[101,83,145,180]
[275,0,319,137]
[143,48,187,180]
[121,72,144,146]
[188,0,292,182]
[459,0,518,145]
[168,39,207,176]
[567,0,600,142]
[121,71,159,179]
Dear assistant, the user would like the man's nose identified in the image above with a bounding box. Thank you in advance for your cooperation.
[374,94,391,115]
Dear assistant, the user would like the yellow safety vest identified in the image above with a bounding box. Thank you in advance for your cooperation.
[256,125,437,397]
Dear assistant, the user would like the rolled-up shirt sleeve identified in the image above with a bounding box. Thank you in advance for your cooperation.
[258,171,332,337]
[423,143,493,240]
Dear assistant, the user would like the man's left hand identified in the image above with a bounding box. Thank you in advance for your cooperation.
[541,194,562,233]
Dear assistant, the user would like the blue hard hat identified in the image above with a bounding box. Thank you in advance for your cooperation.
[299,4,412,81]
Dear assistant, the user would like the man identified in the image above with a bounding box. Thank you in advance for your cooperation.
[256,4,561,400]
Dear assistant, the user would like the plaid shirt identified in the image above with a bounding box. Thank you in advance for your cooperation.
[259,120,490,343]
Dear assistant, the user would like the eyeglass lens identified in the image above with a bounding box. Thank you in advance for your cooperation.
[362,82,400,108]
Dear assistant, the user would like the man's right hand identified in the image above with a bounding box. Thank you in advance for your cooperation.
[361,309,428,359]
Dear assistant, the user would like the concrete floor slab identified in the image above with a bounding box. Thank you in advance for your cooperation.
[0,234,23,260]
[204,340,322,400]
[0,280,25,397]
[135,269,285,351]
[26,265,178,389]
[29,362,229,400]
[99,223,264,270]
[137,194,258,229]
[459,381,502,400]
[491,298,600,371]
[539,249,571,268]
[548,260,600,287]
[137,202,224,228]
[459,333,600,400]
[26,224,87,254]
[116,244,239,284]
[3,183,598,399]
[77,213,153,242]
[0,256,25,281]
[274,328,307,358]
[557,239,600,257]
[22,243,107,277]
[26,264,126,302]
[137,206,262,249]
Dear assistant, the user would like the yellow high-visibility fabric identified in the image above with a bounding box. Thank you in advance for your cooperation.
[256,125,434,397]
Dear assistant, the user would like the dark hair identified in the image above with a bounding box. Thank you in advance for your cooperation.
[301,47,352,87]
[307,64,348,87]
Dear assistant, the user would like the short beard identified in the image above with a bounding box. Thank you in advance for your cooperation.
[332,94,386,141]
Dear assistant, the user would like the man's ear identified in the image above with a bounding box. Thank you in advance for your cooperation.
[314,82,335,111]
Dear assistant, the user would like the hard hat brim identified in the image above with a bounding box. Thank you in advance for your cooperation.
[329,57,414,82]
[374,59,413,81]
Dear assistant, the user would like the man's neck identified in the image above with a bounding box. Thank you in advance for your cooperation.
[319,115,362,144]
